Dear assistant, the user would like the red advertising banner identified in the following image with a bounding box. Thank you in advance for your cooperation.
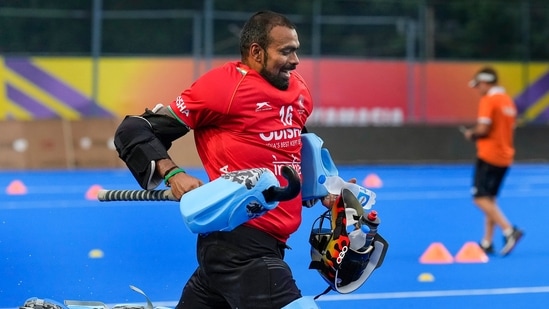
[1,57,546,125]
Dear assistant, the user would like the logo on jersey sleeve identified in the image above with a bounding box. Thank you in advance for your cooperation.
[502,106,517,117]
[297,95,306,114]
[175,96,190,117]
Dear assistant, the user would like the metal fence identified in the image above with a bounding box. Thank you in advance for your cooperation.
[2,0,548,60]
[1,0,549,125]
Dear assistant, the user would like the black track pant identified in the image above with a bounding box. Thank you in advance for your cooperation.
[175,225,302,309]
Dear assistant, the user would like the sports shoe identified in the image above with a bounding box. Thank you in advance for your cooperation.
[479,242,495,255]
[500,227,524,256]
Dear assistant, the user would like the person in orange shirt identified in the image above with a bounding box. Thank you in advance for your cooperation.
[462,66,524,256]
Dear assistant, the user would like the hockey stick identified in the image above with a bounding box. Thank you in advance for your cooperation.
[97,166,300,203]
[97,189,177,202]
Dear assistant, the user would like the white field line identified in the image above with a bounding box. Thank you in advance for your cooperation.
[4,286,549,309]
[315,286,549,301]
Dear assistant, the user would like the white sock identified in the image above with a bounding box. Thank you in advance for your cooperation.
[503,228,513,237]
[481,239,491,248]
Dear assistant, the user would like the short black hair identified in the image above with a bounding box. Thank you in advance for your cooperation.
[239,11,296,58]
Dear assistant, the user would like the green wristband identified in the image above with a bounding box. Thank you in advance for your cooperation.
[164,167,186,186]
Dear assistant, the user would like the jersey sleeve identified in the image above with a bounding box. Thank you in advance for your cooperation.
[169,65,236,129]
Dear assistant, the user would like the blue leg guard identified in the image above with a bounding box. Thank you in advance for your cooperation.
[180,166,300,234]
[282,296,320,309]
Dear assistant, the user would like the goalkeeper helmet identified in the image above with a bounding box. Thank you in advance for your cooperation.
[309,188,388,294]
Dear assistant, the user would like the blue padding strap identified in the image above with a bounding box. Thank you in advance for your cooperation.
[300,133,339,201]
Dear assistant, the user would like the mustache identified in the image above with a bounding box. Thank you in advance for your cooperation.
[282,65,296,71]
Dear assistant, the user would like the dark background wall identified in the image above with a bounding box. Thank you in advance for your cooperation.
[309,125,548,164]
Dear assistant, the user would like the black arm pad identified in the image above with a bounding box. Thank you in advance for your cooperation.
[142,108,190,149]
[114,113,189,189]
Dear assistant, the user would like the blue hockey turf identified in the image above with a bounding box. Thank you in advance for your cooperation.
[1,164,548,308]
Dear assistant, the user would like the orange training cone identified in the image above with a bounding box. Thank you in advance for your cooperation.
[454,241,489,263]
[85,184,103,200]
[363,173,383,188]
[419,242,454,264]
[6,180,27,195]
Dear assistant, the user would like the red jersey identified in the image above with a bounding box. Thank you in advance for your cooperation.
[169,61,313,242]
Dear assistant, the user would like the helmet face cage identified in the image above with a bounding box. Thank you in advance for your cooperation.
[308,190,377,293]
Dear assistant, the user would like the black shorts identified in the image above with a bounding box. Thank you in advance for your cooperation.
[176,225,301,309]
[472,158,509,198]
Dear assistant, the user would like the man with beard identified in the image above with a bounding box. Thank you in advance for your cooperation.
[114,11,320,309]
